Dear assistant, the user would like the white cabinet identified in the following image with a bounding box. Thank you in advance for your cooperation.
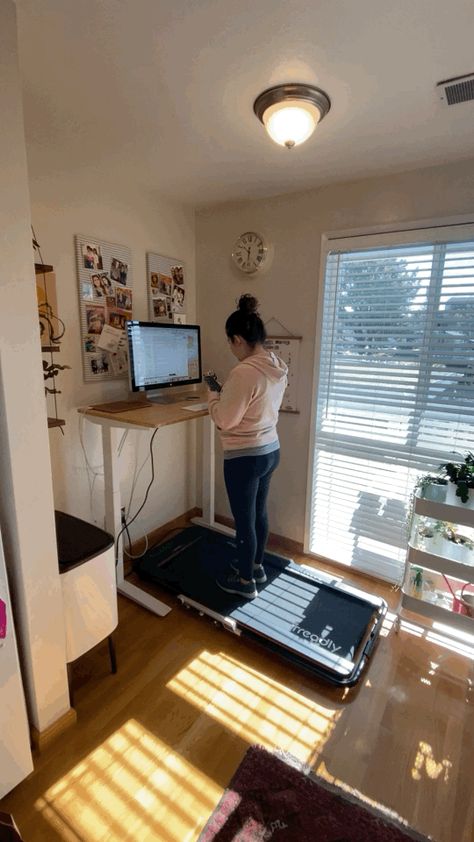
[402,484,474,633]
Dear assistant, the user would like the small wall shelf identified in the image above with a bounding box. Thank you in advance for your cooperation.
[48,418,66,429]
[35,262,54,274]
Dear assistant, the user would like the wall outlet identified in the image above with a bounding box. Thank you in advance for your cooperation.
[121,506,126,524]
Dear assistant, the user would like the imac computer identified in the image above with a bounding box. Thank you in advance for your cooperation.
[127,321,202,403]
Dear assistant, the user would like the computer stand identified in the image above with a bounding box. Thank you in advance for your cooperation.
[146,390,201,405]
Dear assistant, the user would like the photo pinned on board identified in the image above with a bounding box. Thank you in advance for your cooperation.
[150,272,159,289]
[157,273,172,296]
[84,334,98,353]
[171,265,184,285]
[171,285,185,312]
[116,286,133,311]
[107,309,131,330]
[82,242,103,270]
[152,297,168,319]
[81,281,94,301]
[90,353,110,375]
[110,257,129,285]
[85,305,106,335]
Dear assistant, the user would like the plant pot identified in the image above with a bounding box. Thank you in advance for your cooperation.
[445,483,473,507]
[424,483,447,503]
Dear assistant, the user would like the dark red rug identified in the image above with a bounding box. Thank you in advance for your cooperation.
[199,746,431,842]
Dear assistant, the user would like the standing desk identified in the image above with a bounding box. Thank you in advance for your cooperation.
[79,398,216,616]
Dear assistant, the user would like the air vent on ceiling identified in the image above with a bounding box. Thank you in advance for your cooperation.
[437,73,474,106]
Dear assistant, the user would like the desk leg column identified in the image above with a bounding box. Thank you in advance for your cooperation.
[201,415,215,527]
[102,426,123,579]
[102,424,171,617]
[192,415,235,537]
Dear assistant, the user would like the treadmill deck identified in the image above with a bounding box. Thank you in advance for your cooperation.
[136,525,387,686]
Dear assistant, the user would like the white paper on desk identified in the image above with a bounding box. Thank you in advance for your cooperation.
[97,324,124,353]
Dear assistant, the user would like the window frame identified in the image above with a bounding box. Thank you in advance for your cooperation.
[304,215,474,569]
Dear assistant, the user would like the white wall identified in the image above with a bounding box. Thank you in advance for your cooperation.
[196,157,474,544]
[28,169,197,540]
[0,0,70,732]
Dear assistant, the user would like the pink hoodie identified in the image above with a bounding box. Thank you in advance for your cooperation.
[207,350,288,451]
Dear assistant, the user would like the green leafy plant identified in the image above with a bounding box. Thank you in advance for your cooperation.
[439,452,474,504]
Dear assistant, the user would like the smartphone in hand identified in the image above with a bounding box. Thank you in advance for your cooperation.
[204,371,222,392]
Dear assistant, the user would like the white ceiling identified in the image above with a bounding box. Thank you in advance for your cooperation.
[16,0,474,207]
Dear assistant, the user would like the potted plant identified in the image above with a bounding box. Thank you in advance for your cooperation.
[406,474,447,540]
[439,452,474,504]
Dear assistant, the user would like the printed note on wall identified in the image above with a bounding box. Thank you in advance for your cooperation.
[264,337,300,413]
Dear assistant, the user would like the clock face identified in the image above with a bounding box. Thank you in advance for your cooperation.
[232,231,267,274]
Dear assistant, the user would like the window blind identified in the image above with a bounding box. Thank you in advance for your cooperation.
[309,238,474,583]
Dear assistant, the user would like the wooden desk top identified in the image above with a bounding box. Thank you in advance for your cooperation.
[78,395,209,430]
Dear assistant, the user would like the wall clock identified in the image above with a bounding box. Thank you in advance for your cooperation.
[231,231,268,274]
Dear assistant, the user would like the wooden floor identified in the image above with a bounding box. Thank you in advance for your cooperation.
[2,540,474,842]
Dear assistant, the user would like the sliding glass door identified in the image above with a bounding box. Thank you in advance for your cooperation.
[307,226,474,583]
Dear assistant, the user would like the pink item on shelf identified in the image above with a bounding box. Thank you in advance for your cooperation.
[0,597,7,639]
[442,575,474,616]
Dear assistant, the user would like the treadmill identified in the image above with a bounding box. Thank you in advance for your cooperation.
[136,525,387,686]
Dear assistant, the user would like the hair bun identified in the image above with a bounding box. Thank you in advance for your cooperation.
[238,294,259,315]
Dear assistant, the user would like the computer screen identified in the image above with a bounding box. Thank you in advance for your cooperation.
[127,321,202,393]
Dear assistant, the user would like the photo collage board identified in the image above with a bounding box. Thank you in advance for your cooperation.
[75,235,133,381]
[147,252,186,324]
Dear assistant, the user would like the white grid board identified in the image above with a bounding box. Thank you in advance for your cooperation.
[147,252,186,324]
[75,235,133,382]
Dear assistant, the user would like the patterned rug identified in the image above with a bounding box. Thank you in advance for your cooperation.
[199,746,431,842]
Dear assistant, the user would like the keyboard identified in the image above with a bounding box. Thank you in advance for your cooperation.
[182,402,208,412]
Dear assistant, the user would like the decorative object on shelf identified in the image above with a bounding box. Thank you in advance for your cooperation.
[264,317,301,413]
[253,83,331,149]
[33,227,70,430]
[439,452,474,503]
[75,235,133,382]
[442,576,474,617]
[231,231,268,274]
[147,252,186,324]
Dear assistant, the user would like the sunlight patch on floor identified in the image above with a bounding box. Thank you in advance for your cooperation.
[412,741,452,783]
[34,718,221,842]
[167,649,341,765]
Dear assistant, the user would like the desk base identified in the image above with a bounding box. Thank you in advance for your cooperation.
[118,580,171,617]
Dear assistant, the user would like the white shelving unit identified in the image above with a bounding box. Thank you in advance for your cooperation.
[402,484,474,634]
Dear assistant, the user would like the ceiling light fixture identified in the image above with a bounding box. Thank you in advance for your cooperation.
[253,83,331,149]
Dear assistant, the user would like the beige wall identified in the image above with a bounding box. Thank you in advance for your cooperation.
[0,0,70,731]
[29,171,197,539]
[196,158,474,543]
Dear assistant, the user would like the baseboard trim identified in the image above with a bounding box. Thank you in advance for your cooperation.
[31,707,77,752]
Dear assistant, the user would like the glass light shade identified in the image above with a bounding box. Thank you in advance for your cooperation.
[262,99,320,148]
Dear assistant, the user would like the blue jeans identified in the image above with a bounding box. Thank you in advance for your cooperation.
[223,449,280,581]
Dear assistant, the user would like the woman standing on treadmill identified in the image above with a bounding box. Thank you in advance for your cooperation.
[206,295,288,599]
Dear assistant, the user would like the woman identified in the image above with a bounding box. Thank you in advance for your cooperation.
[206,295,288,599]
